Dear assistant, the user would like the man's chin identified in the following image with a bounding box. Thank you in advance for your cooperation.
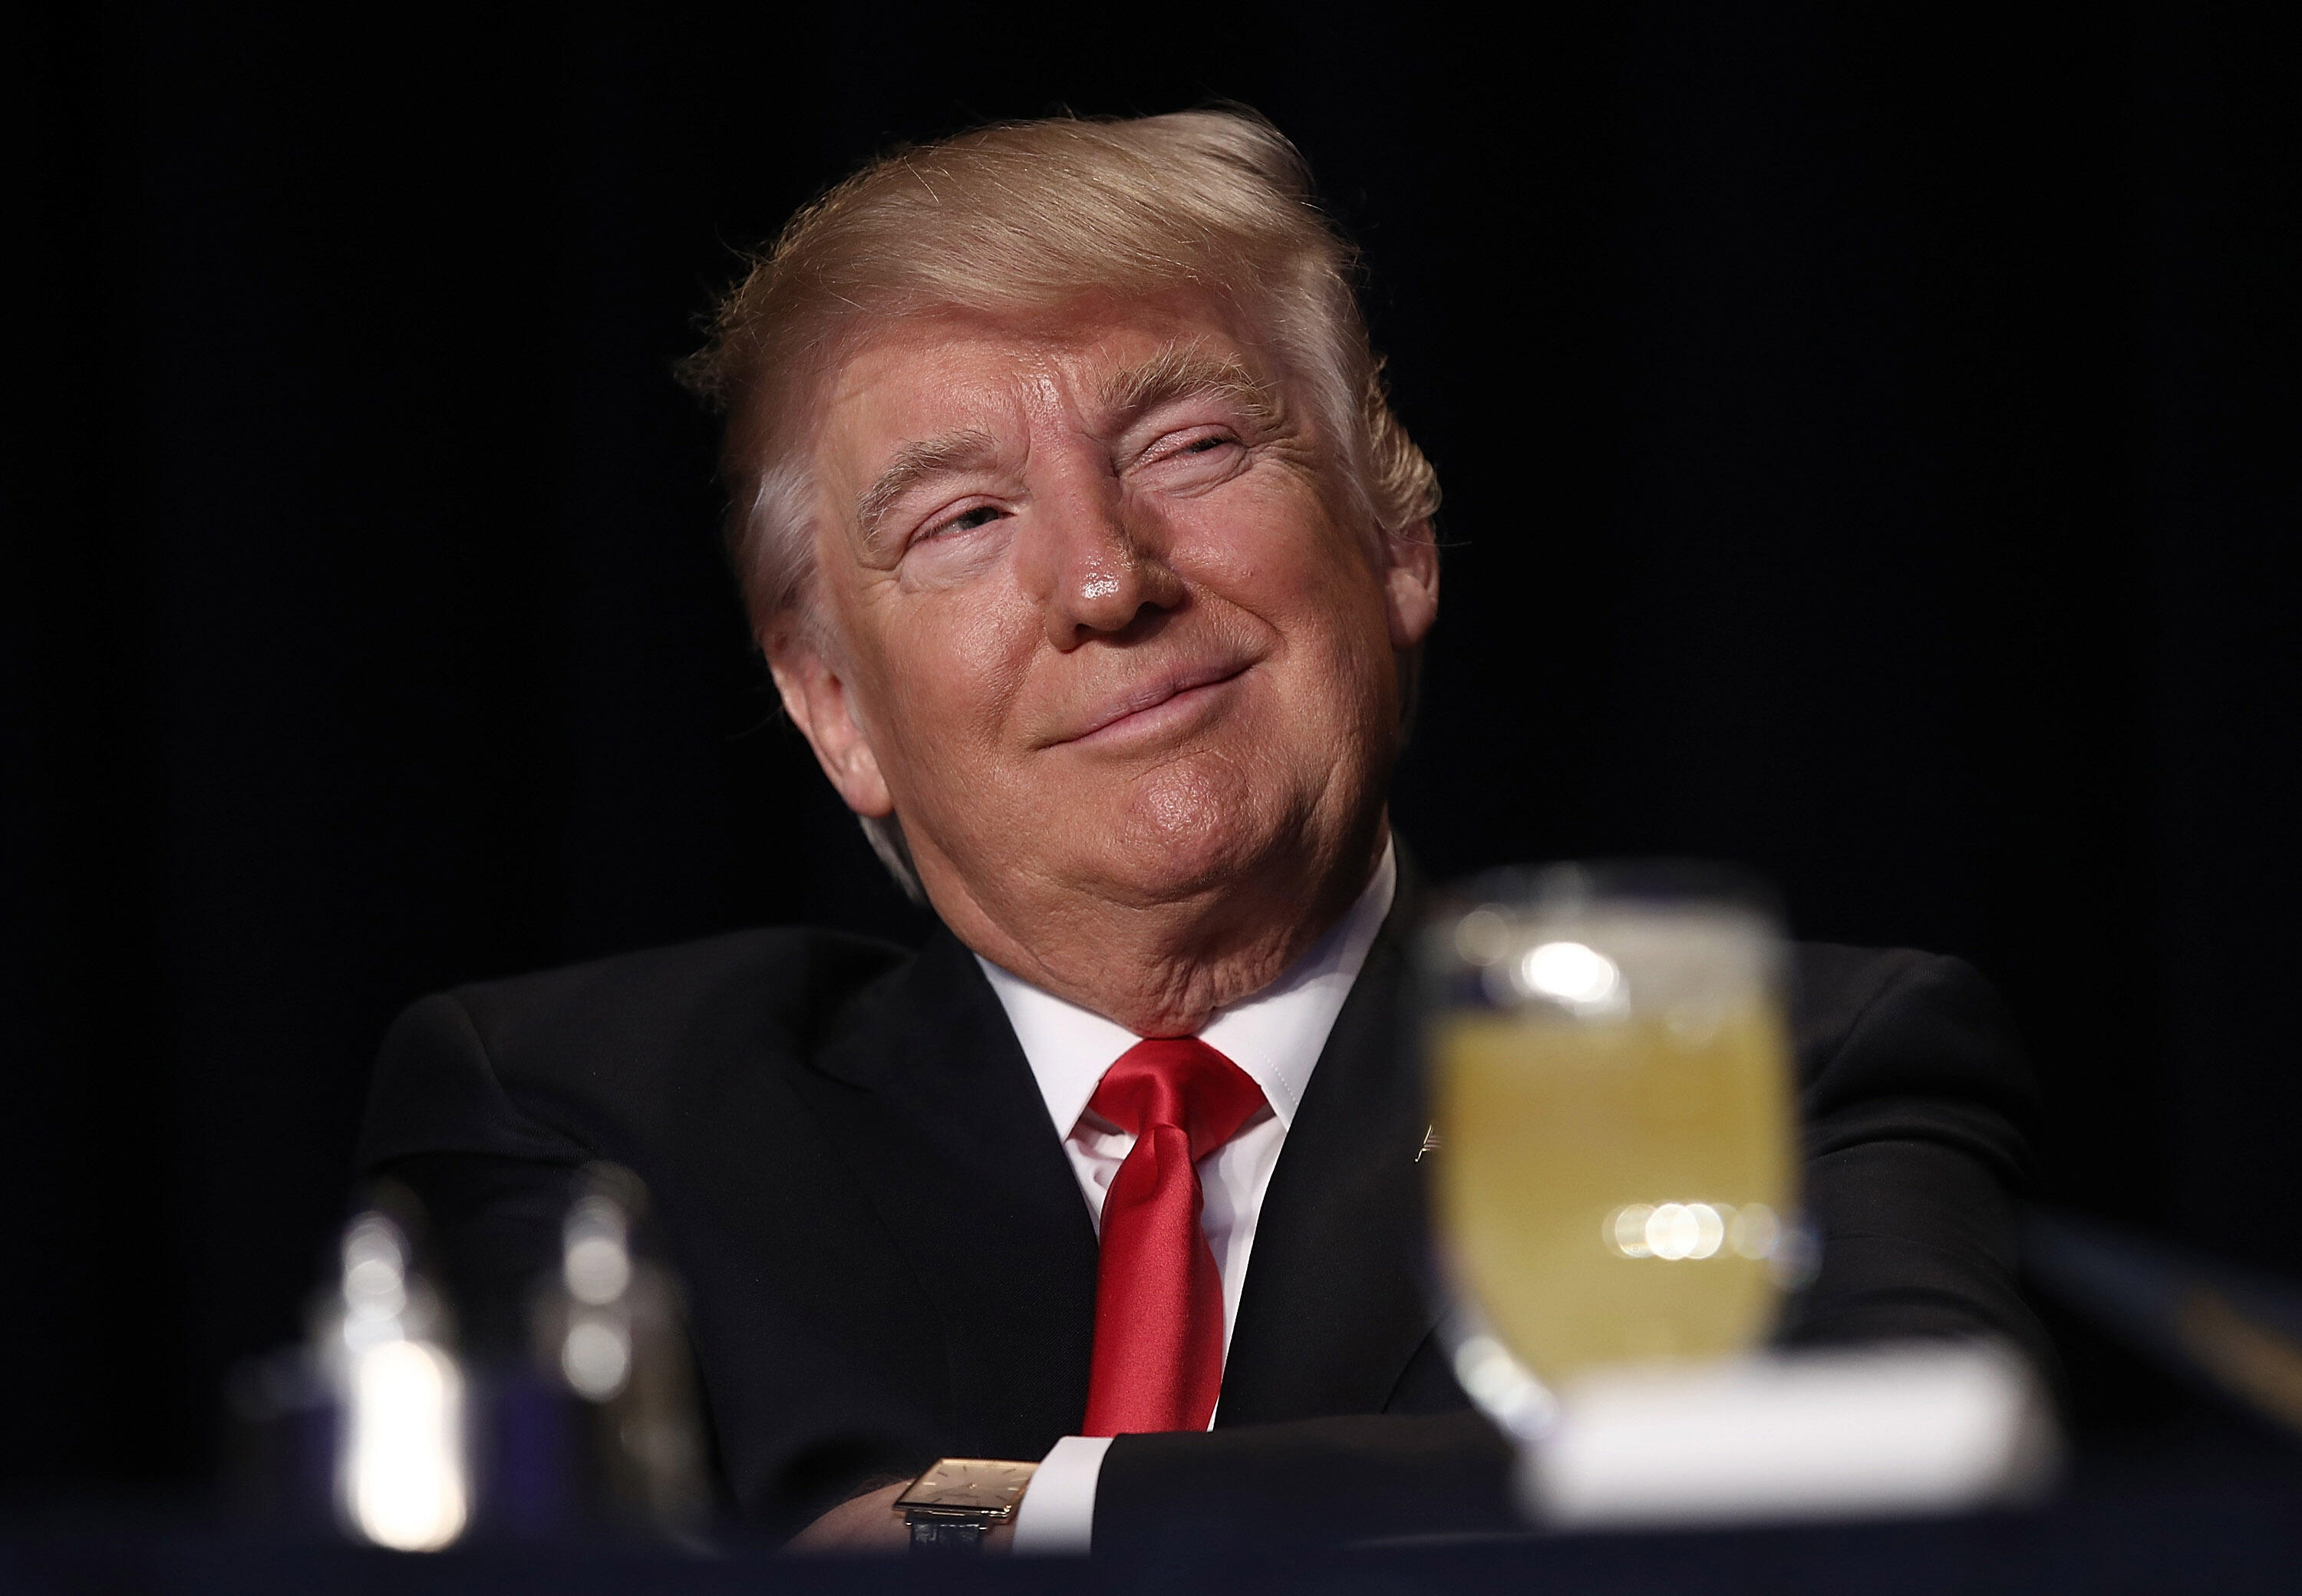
[1070,793,1318,909]
[912,751,1368,918]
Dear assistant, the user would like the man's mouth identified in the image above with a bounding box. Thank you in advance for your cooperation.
[1058,658,1255,747]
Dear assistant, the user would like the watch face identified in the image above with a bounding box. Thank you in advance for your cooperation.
[895,1458,1039,1515]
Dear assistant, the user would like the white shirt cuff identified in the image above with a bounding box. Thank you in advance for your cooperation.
[1009,1434,1112,1555]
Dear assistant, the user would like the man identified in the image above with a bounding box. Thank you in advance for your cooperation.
[358,110,2043,1554]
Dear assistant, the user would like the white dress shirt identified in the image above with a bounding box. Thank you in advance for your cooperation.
[981,843,1397,1554]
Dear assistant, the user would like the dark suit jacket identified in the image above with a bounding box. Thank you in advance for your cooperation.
[357,878,2046,1551]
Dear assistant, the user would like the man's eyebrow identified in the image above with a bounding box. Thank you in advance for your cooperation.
[1098,344,1284,429]
[853,428,1001,541]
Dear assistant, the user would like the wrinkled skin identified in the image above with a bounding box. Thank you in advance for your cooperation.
[768,293,1440,1041]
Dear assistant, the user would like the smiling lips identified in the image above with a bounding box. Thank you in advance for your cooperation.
[1058,657,1255,747]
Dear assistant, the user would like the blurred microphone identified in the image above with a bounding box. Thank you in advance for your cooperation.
[528,1163,712,1544]
[319,1202,470,1551]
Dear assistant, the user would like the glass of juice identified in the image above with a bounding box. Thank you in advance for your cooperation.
[1420,862,1797,1435]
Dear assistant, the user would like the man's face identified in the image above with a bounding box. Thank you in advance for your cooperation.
[772,294,1439,931]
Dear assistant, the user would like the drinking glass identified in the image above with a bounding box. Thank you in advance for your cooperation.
[1420,862,1799,1435]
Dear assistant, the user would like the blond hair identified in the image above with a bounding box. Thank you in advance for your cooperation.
[678,107,1440,642]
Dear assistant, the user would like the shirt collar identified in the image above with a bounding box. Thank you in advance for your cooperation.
[978,840,1398,1140]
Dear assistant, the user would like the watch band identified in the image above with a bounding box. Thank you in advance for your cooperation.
[905,1511,991,1555]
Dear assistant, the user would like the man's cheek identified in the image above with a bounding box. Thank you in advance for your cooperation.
[1195,496,1342,592]
[888,615,1016,744]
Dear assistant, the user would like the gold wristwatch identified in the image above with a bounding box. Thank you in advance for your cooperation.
[895,1457,1040,1555]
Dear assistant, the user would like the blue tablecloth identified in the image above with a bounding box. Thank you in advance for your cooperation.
[10,1446,2302,1596]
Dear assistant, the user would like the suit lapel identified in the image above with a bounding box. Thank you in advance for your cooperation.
[795,925,1099,1456]
[1215,864,1443,1424]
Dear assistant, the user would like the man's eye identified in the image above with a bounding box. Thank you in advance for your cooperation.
[924,505,1003,540]
[1148,430,1240,467]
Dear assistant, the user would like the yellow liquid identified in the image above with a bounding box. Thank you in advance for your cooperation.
[1433,1007,1794,1383]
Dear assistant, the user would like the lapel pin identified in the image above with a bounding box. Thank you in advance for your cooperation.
[1416,1125,1442,1162]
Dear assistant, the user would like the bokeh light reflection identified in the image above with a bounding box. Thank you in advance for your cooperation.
[1604,1202,1782,1261]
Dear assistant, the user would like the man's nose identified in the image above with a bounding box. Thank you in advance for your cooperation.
[1029,477,1186,649]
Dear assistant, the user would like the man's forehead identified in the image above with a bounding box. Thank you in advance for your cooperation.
[828,303,1265,417]
[819,322,1065,441]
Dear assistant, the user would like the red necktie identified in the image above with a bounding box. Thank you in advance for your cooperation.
[1080,1037,1267,1436]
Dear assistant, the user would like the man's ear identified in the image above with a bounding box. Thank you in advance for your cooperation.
[1381,520,1441,651]
[763,625,895,819]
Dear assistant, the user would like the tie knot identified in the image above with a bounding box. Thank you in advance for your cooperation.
[1089,1037,1266,1161]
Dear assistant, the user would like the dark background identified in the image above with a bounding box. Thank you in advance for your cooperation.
[9,2,2297,1495]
